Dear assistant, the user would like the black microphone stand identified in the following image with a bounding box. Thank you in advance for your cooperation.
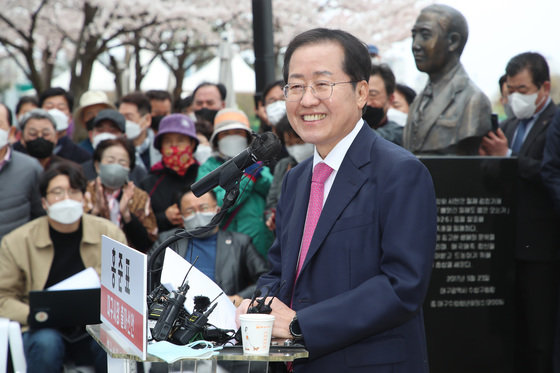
[147,178,242,294]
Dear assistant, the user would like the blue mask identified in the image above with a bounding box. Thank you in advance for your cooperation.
[147,340,222,363]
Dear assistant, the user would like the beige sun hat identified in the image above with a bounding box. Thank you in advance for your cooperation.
[209,108,252,148]
[73,90,115,129]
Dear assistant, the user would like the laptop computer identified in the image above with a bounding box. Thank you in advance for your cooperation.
[28,288,101,329]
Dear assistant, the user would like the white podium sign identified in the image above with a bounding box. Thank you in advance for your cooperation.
[100,235,147,360]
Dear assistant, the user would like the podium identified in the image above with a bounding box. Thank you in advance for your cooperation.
[87,323,308,373]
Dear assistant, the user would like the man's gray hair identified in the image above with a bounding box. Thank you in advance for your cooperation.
[19,108,57,130]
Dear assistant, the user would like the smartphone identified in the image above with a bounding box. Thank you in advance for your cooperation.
[491,114,499,133]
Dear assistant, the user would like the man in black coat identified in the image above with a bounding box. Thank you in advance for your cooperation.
[479,52,560,373]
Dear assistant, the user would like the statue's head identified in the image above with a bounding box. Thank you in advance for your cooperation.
[411,4,468,75]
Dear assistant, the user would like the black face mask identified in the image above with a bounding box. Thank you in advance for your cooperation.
[195,108,218,124]
[151,115,164,132]
[26,137,54,159]
[85,117,96,131]
[362,105,386,129]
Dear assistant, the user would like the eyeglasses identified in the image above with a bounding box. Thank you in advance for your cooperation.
[26,129,56,140]
[46,187,83,201]
[182,204,217,218]
[283,81,357,102]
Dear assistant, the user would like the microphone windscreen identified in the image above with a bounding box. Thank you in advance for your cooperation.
[252,132,282,162]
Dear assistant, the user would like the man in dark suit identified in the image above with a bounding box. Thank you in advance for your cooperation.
[237,28,437,372]
[479,52,560,373]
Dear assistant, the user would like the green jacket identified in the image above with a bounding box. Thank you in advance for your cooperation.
[197,156,274,257]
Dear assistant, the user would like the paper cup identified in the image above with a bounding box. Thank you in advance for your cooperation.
[239,314,275,355]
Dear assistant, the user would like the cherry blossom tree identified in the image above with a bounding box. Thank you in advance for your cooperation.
[270,0,430,75]
[0,0,65,94]
[0,0,430,100]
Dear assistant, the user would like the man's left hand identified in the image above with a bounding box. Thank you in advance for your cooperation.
[479,128,509,156]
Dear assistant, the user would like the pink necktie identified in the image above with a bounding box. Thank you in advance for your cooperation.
[295,162,333,279]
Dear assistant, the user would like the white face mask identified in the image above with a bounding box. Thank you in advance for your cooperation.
[92,133,118,149]
[194,144,212,165]
[47,109,69,132]
[265,101,286,126]
[47,199,83,224]
[218,135,248,158]
[125,120,142,140]
[0,128,9,149]
[286,143,314,163]
[508,92,541,119]
[387,107,408,127]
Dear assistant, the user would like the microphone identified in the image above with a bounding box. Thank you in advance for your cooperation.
[191,132,282,197]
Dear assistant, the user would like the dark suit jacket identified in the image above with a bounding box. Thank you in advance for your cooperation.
[258,124,437,372]
[502,101,560,260]
[542,107,560,214]
[150,230,269,299]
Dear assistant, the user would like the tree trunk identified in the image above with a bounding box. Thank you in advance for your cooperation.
[23,47,45,94]
[109,55,124,100]
[41,46,56,90]
[172,67,186,101]
[69,3,98,101]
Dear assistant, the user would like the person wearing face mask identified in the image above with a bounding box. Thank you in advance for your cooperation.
[149,189,268,305]
[84,138,157,253]
[363,64,403,146]
[35,88,92,164]
[34,107,92,164]
[478,52,559,373]
[16,109,78,170]
[0,162,126,373]
[139,114,200,232]
[0,102,44,241]
[264,115,314,231]
[196,108,274,258]
[255,81,290,174]
[119,92,161,169]
[80,109,148,184]
[73,90,116,154]
[192,82,227,125]
[391,83,416,115]
[388,83,417,127]
[263,80,287,128]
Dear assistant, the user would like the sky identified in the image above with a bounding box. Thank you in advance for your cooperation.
[383,0,560,102]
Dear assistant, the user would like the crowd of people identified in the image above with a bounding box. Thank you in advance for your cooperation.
[1,3,560,372]
[0,81,284,372]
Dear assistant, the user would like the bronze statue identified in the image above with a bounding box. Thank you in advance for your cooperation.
[403,4,492,155]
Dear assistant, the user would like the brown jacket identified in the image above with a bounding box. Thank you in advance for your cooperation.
[0,214,126,328]
[85,181,158,247]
